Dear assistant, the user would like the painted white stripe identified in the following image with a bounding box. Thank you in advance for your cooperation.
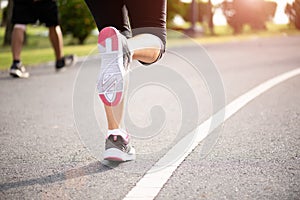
[124,68,300,200]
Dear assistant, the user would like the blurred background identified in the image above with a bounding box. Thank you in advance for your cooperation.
[0,0,299,70]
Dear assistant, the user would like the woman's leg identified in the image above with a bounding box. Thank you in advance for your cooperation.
[128,34,163,64]
[85,0,166,129]
[84,0,166,161]
[106,0,167,130]
[103,33,163,130]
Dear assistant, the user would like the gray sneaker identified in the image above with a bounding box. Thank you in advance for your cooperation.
[9,62,29,78]
[103,129,135,162]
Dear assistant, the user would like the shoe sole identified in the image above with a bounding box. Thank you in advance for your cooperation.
[103,148,136,162]
[97,27,124,106]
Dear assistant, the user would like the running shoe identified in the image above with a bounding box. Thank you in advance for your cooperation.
[103,129,136,162]
[55,54,76,72]
[9,62,29,78]
[97,26,132,106]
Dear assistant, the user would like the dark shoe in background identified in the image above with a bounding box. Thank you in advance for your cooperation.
[55,54,76,72]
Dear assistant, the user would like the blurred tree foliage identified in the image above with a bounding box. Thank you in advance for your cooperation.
[167,0,188,27]
[221,0,277,34]
[167,0,213,31]
[58,0,95,44]
[3,0,13,46]
[1,3,8,27]
[181,2,210,23]
[285,0,300,29]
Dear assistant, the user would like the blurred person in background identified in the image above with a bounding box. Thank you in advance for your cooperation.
[9,0,76,78]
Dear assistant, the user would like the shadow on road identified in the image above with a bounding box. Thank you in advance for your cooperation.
[0,160,117,191]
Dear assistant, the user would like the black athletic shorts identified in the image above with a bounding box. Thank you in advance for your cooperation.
[84,0,167,61]
[12,0,59,27]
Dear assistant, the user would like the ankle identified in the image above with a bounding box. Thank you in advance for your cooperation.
[13,60,21,65]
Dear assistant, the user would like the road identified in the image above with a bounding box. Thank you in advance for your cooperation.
[0,35,299,199]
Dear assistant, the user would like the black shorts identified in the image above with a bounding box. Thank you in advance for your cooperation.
[12,0,59,27]
[84,0,167,55]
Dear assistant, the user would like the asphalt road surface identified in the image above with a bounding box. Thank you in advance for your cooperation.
[0,35,299,200]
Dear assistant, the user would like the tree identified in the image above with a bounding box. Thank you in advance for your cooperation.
[58,0,95,44]
[286,0,300,29]
[166,0,216,35]
[167,0,188,28]
[3,0,13,46]
[222,0,277,34]
[1,3,8,27]
[207,0,215,35]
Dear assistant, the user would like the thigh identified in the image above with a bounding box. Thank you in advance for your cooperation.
[35,0,59,27]
[84,0,131,37]
[125,0,167,46]
[12,0,37,25]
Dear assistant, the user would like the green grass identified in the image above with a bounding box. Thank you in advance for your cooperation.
[0,25,98,70]
[1,23,300,70]
[0,44,97,70]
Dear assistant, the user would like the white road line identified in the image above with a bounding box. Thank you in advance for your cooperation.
[124,68,300,200]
